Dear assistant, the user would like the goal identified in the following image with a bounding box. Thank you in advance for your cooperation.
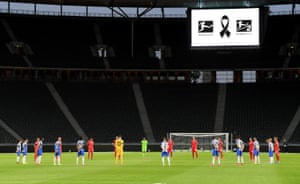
[169,132,229,152]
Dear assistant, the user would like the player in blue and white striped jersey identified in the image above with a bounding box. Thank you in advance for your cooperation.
[22,139,28,164]
[161,137,170,166]
[54,137,62,165]
[253,137,260,164]
[211,137,220,166]
[76,137,85,166]
[36,137,44,165]
[267,138,274,164]
[236,136,244,166]
[16,139,22,164]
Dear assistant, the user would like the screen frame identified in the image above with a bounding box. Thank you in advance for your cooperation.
[188,7,264,50]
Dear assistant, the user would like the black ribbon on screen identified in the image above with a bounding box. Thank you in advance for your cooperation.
[220,15,230,37]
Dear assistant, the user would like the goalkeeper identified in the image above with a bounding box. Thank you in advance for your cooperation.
[141,137,148,159]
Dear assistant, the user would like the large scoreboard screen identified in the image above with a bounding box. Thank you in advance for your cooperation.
[190,8,260,48]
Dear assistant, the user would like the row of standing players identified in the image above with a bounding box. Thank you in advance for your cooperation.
[16,135,280,166]
[158,136,281,167]
[16,136,98,165]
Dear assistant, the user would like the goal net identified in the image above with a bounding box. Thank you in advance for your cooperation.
[169,132,229,152]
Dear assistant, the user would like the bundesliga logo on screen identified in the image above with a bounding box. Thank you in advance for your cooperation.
[236,20,252,32]
[198,21,213,33]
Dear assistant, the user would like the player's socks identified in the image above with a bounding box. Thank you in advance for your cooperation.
[167,157,170,166]
[82,157,85,165]
[76,157,79,165]
[22,156,27,164]
[276,154,280,162]
[241,157,244,165]
[162,157,165,166]
[212,157,215,166]
[16,156,20,163]
[270,157,274,164]
[218,157,221,166]
[36,156,41,165]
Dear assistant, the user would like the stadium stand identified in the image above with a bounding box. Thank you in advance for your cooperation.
[0,10,300,153]
[5,16,103,68]
[54,82,144,142]
[289,122,300,144]
[1,14,299,69]
[0,81,78,142]
[0,126,16,143]
[224,82,300,141]
[0,21,27,67]
[141,83,218,141]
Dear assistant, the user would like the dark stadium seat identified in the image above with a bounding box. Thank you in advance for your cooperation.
[54,82,144,142]
[0,126,16,143]
[224,82,300,141]
[289,123,300,144]
[1,14,299,69]
[0,81,78,142]
[6,16,104,68]
[141,83,218,141]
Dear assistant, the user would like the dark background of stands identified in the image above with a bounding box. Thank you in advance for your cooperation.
[0,6,300,152]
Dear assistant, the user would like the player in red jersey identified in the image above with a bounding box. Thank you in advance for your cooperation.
[191,136,198,159]
[168,137,174,159]
[87,137,95,160]
[248,137,254,161]
[274,137,280,163]
[218,137,224,159]
[34,137,40,162]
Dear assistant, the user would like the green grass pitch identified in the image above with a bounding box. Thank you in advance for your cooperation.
[0,151,299,184]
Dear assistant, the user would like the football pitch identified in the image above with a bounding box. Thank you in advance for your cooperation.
[0,152,299,184]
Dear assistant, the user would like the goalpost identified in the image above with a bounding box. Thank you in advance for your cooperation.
[169,132,229,152]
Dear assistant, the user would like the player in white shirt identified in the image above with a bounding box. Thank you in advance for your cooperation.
[211,137,220,166]
[36,137,44,165]
[76,137,85,166]
[236,136,244,166]
[22,139,28,164]
[16,139,22,164]
[253,137,260,164]
[161,137,170,166]
[54,137,62,165]
[267,138,274,164]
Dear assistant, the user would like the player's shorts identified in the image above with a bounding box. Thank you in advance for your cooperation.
[236,149,243,156]
[161,151,169,157]
[88,148,94,152]
[167,149,173,153]
[254,150,259,156]
[192,148,197,152]
[38,149,43,156]
[23,152,27,156]
[115,151,123,158]
[142,147,147,152]
[17,151,21,156]
[77,149,84,156]
[274,150,280,154]
[78,149,84,156]
[212,149,219,156]
[219,149,223,153]
[269,150,273,157]
[55,151,61,156]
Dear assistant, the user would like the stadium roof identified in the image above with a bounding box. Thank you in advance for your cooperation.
[7,0,299,8]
